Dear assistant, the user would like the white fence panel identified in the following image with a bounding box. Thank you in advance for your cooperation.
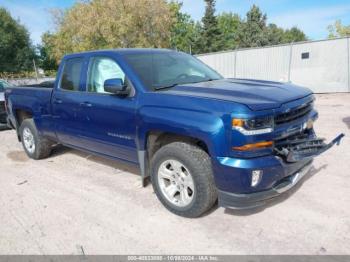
[197,37,350,93]
[235,45,290,82]
[290,38,349,93]
[198,51,236,78]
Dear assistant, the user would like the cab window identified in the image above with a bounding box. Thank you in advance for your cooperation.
[87,57,126,93]
[60,57,84,91]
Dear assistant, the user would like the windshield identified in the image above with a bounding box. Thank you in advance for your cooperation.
[123,51,223,90]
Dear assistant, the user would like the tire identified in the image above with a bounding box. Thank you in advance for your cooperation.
[151,142,217,218]
[19,119,52,160]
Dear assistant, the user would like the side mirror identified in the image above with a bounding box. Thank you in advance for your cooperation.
[104,78,129,95]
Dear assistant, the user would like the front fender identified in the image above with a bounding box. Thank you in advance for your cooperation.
[136,106,228,157]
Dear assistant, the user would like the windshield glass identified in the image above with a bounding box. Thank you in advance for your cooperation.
[123,51,222,90]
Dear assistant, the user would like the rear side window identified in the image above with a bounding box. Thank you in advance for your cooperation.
[60,57,84,91]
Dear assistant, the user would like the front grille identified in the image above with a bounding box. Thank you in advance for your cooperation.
[275,101,313,125]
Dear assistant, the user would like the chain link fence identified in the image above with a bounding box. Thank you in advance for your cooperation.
[5,77,55,86]
[0,70,56,86]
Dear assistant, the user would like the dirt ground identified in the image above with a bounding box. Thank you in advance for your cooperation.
[0,93,349,255]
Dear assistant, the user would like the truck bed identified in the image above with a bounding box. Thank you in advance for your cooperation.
[7,86,53,101]
[6,86,53,126]
[23,80,55,88]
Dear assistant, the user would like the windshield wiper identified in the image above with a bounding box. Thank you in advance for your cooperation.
[197,78,220,83]
[153,83,179,91]
[153,78,221,91]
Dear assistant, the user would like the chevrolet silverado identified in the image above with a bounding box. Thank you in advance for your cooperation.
[4,49,344,217]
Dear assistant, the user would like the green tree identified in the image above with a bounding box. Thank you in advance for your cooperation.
[282,27,307,43]
[328,20,350,38]
[37,32,58,71]
[0,7,36,72]
[170,2,201,54]
[237,5,268,48]
[192,22,205,54]
[266,23,285,45]
[235,6,307,48]
[200,0,222,53]
[49,0,175,61]
[217,12,241,50]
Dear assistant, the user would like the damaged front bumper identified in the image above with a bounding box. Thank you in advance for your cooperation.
[218,161,313,209]
[274,133,345,163]
[216,132,345,210]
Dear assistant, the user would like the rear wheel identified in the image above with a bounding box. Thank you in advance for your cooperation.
[19,119,52,159]
[151,142,217,218]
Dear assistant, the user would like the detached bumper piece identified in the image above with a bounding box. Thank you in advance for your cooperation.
[274,133,345,163]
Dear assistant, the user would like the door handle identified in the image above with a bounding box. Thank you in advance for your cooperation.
[54,98,63,104]
[80,102,92,107]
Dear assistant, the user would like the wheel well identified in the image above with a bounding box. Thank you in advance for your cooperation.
[16,110,33,127]
[146,131,209,161]
[15,110,33,141]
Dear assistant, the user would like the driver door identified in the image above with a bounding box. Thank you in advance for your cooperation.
[77,56,138,163]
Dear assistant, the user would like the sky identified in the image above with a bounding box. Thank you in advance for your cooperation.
[1,0,350,45]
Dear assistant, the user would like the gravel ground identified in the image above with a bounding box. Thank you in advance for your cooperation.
[0,93,349,255]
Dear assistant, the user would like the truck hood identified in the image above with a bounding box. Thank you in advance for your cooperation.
[161,79,312,111]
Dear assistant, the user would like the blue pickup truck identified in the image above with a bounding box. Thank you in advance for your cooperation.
[5,49,344,217]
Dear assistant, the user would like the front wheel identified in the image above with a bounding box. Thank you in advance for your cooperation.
[151,142,217,218]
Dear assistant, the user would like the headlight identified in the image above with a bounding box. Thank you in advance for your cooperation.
[232,116,274,135]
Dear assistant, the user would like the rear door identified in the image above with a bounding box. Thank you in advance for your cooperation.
[51,57,88,148]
